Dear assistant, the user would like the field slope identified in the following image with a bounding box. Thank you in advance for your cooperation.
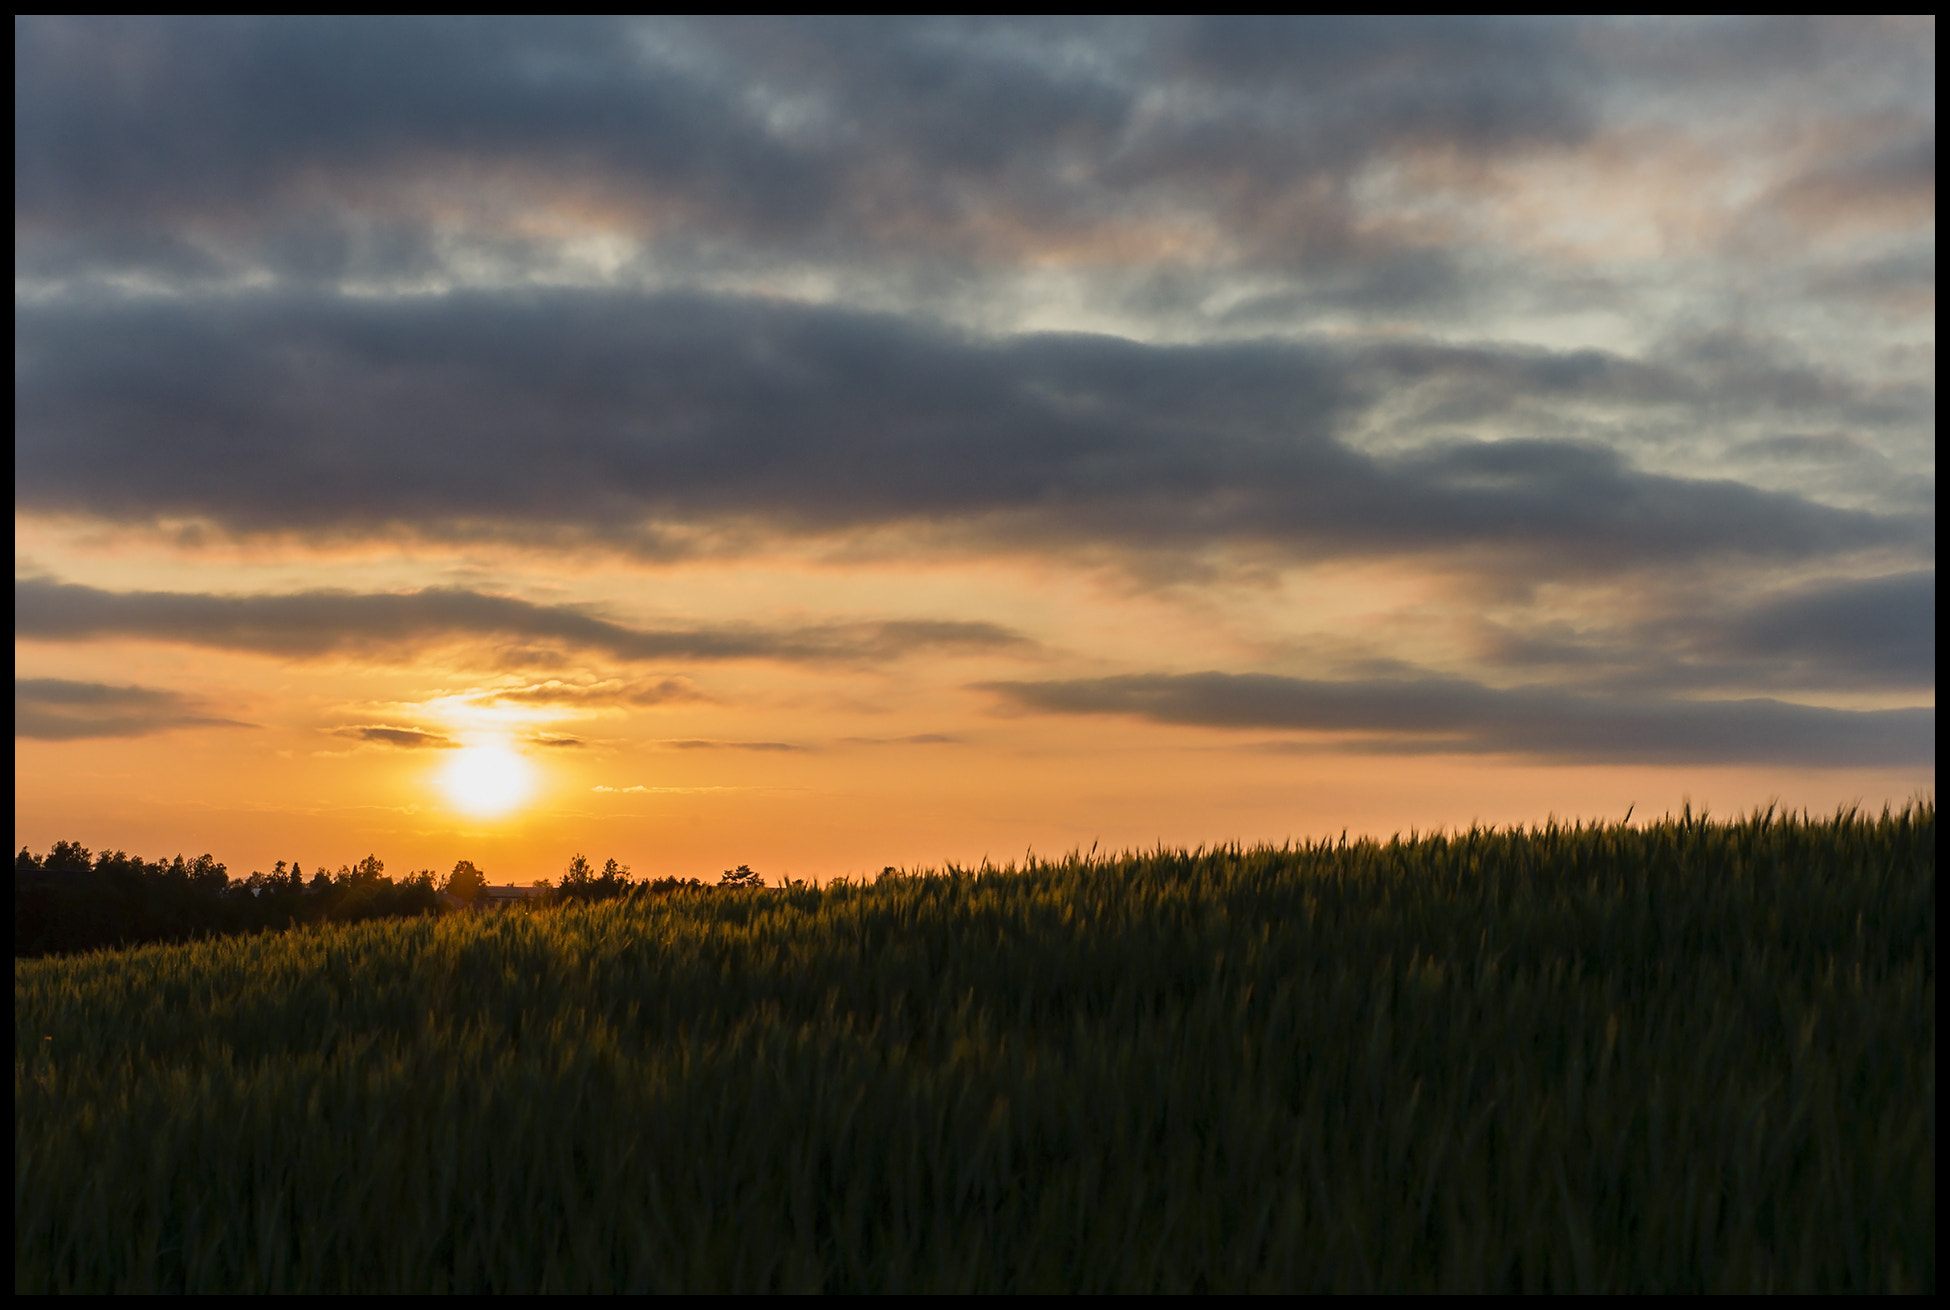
[15,806,1935,1292]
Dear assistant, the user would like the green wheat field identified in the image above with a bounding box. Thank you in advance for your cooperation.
[14,804,1935,1292]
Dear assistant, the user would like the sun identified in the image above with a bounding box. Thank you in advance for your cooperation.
[440,742,535,817]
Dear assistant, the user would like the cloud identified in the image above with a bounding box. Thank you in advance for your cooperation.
[1487,569,1940,697]
[978,671,1932,767]
[15,18,1931,328]
[331,724,457,749]
[15,677,253,740]
[658,739,805,752]
[12,15,1932,413]
[15,293,1923,576]
[527,733,588,748]
[14,576,1031,666]
[840,732,963,745]
[473,678,708,707]
[12,19,1930,585]
[1463,565,1938,699]
[1707,570,1935,689]
[1770,126,1937,233]
[11,18,1598,281]
[1808,246,1935,310]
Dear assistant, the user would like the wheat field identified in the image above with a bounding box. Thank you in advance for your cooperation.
[15,804,1934,1291]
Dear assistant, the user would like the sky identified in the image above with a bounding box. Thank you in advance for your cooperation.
[14,17,1935,885]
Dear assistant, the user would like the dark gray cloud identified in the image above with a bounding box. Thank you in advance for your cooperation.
[1708,571,1935,689]
[18,16,1923,297]
[332,724,457,749]
[1476,570,1938,698]
[12,17,1602,282]
[15,677,253,740]
[1131,18,1592,244]
[980,671,1932,768]
[527,733,587,748]
[13,19,1932,597]
[15,292,1922,574]
[14,575,1030,666]
[14,17,814,271]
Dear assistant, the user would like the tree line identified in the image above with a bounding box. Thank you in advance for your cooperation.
[14,842,773,957]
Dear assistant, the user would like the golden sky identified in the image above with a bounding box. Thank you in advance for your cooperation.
[15,18,1934,884]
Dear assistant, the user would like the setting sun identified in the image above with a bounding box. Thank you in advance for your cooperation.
[440,743,534,817]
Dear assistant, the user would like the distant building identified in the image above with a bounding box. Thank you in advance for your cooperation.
[439,883,549,912]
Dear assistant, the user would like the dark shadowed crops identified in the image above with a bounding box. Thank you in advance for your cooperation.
[15,805,1935,1292]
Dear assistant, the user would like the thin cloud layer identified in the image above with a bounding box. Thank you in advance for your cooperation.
[473,678,708,708]
[332,725,458,749]
[16,678,252,741]
[841,734,963,746]
[15,576,1029,666]
[981,672,1932,768]
[659,739,805,752]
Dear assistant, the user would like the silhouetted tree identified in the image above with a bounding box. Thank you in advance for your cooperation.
[719,864,765,889]
[444,859,487,903]
[189,853,228,896]
[597,857,634,897]
[15,839,469,957]
[640,875,707,898]
[551,853,639,904]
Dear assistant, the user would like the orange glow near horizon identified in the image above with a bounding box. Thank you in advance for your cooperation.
[13,526,1934,889]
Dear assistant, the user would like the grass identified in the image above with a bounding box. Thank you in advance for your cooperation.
[14,804,1935,1291]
